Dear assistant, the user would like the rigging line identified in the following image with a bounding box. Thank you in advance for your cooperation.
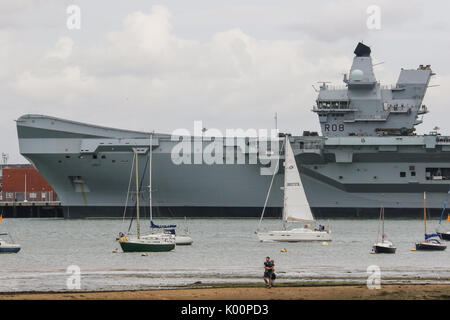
[257,137,286,232]
[128,149,150,233]
[168,206,176,219]
[141,151,150,221]
[376,206,382,243]
[149,134,153,223]
[121,151,135,232]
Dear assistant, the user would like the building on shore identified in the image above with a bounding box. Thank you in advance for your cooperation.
[0,164,62,218]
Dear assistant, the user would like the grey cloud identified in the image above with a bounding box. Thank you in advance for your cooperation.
[285,0,425,42]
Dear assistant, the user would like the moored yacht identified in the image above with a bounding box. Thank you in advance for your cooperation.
[257,136,331,242]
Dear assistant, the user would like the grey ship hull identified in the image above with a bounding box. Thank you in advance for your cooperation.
[16,115,450,218]
[17,115,284,218]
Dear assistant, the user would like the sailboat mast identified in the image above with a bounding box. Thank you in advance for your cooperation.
[149,134,153,222]
[376,206,382,243]
[282,135,288,231]
[382,206,385,242]
[424,191,427,236]
[135,148,141,239]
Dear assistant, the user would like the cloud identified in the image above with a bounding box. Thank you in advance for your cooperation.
[14,66,95,104]
[286,0,424,42]
[0,0,63,29]
[45,36,74,60]
[7,6,349,132]
[0,3,448,163]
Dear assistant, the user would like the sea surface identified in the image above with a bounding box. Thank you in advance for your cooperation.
[0,218,449,292]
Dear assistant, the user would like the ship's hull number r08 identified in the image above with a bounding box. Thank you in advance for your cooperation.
[324,124,345,132]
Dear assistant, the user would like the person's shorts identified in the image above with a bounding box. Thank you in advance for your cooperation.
[264,271,272,278]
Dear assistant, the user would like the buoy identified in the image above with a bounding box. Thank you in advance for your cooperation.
[281,248,287,253]
[411,248,416,251]
[322,242,328,246]
[141,253,148,256]
[112,249,118,253]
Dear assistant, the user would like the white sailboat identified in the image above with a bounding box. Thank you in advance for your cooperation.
[0,233,21,253]
[0,216,21,253]
[147,134,193,246]
[257,136,331,242]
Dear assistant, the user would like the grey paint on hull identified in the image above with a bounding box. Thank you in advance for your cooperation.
[16,114,450,219]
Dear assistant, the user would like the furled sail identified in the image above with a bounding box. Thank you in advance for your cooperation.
[283,137,315,223]
[425,233,440,240]
[151,221,177,229]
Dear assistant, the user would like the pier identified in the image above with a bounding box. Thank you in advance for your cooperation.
[0,201,63,218]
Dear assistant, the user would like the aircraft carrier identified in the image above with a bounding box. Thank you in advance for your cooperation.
[16,42,450,218]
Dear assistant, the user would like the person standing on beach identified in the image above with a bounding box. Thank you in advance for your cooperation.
[263,257,274,288]
[270,259,276,287]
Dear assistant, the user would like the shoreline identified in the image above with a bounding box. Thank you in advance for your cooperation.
[1,283,450,300]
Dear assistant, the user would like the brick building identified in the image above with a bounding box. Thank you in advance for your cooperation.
[0,164,57,202]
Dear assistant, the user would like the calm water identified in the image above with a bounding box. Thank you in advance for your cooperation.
[0,218,449,292]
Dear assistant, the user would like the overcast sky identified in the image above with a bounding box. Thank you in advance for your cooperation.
[2,0,450,163]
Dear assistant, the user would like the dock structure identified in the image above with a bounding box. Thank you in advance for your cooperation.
[0,201,63,218]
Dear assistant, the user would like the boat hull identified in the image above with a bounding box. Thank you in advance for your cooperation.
[175,235,193,245]
[143,233,193,245]
[415,242,447,251]
[0,246,21,253]
[438,232,450,241]
[257,229,332,242]
[373,245,396,254]
[119,241,175,252]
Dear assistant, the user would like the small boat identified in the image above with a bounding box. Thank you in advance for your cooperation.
[118,147,175,253]
[415,192,447,251]
[150,221,193,245]
[372,205,396,254]
[373,240,396,254]
[257,135,331,242]
[0,233,21,254]
[174,219,194,245]
[436,189,450,241]
[173,235,193,245]
[416,238,447,251]
[120,234,175,253]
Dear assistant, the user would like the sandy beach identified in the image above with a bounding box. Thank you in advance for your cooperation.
[1,284,449,300]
